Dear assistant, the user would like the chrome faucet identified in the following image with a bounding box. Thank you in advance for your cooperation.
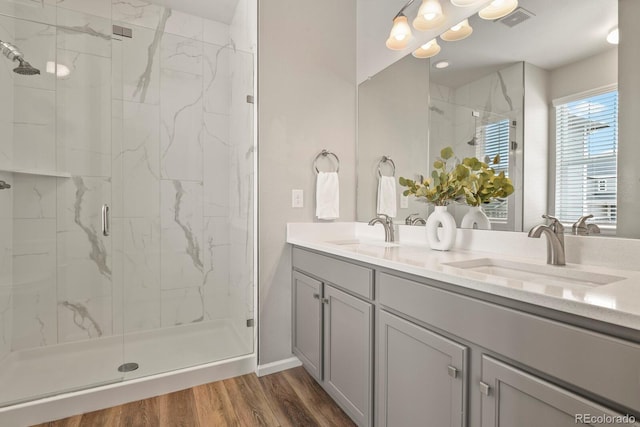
[405,213,426,226]
[528,214,566,266]
[572,214,601,236]
[369,214,395,242]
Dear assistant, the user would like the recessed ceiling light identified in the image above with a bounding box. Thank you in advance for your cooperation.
[434,60,450,69]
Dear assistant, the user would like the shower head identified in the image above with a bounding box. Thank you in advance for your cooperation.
[0,39,40,75]
[14,58,40,75]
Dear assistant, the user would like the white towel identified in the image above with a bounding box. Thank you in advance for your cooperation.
[377,175,397,218]
[316,172,340,220]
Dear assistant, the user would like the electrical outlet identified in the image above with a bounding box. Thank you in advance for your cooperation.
[400,195,409,209]
[292,189,304,208]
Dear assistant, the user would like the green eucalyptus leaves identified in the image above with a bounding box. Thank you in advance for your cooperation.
[399,146,515,207]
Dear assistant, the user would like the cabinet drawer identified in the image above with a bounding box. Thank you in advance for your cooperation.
[293,247,373,300]
[379,272,640,412]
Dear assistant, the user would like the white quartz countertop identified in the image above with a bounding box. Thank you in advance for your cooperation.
[287,223,640,332]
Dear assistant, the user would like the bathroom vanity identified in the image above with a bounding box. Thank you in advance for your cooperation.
[288,223,640,427]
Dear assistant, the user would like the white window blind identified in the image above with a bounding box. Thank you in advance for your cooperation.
[475,118,510,223]
[555,90,618,226]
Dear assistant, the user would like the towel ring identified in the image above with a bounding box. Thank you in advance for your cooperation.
[313,149,340,174]
[377,156,396,178]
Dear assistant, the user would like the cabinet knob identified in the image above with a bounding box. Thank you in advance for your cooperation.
[447,365,459,379]
[313,293,320,300]
[479,381,491,396]
[321,298,330,305]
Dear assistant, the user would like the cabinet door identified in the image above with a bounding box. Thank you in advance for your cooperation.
[377,310,467,427]
[323,284,373,427]
[481,355,639,427]
[292,271,322,381]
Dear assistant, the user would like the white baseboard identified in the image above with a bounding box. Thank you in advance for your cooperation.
[256,356,302,377]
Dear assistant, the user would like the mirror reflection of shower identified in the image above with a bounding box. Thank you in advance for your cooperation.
[0,39,40,75]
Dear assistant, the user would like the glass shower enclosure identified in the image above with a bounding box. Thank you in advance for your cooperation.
[0,0,254,407]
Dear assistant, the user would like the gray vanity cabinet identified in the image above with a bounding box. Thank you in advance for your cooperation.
[377,310,467,427]
[292,271,322,381]
[323,284,373,427]
[480,356,638,427]
[292,248,374,426]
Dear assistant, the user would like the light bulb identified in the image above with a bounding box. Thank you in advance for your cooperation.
[412,39,441,58]
[413,0,445,31]
[479,0,517,20]
[440,19,473,41]
[386,15,412,50]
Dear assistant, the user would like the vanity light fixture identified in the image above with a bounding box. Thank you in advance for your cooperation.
[413,0,446,31]
[386,14,413,50]
[478,0,518,20]
[450,0,482,6]
[440,19,473,41]
[412,39,441,58]
[607,26,619,45]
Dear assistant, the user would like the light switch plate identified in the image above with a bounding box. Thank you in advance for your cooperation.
[400,195,409,209]
[292,189,303,208]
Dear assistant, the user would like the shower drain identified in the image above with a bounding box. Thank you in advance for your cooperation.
[118,362,139,372]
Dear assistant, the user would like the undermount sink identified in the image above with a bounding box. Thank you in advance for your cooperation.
[443,258,625,288]
[325,239,400,248]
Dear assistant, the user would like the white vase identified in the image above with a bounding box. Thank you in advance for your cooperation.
[425,205,457,251]
[461,206,492,230]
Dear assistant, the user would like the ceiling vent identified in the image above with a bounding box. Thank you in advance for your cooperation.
[497,7,535,28]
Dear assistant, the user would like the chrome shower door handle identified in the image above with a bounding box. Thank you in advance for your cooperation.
[102,204,110,237]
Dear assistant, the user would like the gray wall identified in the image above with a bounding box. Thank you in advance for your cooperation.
[258,0,357,364]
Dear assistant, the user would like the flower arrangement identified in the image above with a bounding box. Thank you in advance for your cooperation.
[399,146,514,207]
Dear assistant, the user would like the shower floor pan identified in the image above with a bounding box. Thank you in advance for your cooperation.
[0,319,251,408]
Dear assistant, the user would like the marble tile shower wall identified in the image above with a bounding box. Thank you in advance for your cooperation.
[0,0,254,352]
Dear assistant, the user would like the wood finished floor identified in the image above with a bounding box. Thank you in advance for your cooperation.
[34,367,356,427]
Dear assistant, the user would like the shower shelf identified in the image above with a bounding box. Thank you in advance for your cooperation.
[0,168,71,178]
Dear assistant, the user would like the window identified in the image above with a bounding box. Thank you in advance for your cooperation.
[555,90,618,226]
[475,118,510,223]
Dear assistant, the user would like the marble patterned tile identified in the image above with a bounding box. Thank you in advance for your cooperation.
[121,217,161,332]
[110,217,123,335]
[202,228,230,321]
[229,0,257,54]
[203,113,229,217]
[0,15,57,91]
[12,175,57,219]
[57,296,112,342]
[50,0,111,19]
[160,286,204,326]
[11,218,57,350]
[56,50,111,177]
[203,43,230,115]
[0,172,13,289]
[164,8,202,41]
[115,23,161,105]
[56,176,112,303]
[0,285,11,359]
[159,69,203,181]
[56,8,112,58]
[203,19,230,46]
[11,278,57,350]
[0,0,56,26]
[0,76,13,169]
[160,180,203,290]
[111,99,123,217]
[112,0,162,30]
[118,101,160,218]
[161,33,202,75]
[13,86,56,172]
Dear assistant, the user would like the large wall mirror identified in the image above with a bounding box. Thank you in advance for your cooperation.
[357,0,628,235]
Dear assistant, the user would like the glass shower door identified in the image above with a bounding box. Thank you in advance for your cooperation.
[0,2,124,407]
